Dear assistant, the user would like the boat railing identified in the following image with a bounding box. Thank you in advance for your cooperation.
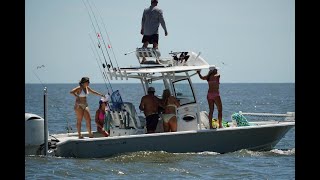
[239,111,295,122]
[135,47,173,66]
[106,69,128,81]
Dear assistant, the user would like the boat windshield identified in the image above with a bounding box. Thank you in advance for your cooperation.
[172,78,196,106]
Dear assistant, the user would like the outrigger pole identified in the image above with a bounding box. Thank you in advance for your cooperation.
[43,87,48,156]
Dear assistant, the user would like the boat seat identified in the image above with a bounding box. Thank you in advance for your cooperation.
[122,102,145,129]
[135,47,173,66]
[109,102,145,129]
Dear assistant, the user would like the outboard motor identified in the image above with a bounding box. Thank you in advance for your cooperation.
[25,113,45,155]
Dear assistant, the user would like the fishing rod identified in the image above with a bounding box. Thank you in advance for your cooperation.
[32,65,46,87]
[90,0,120,70]
[124,50,137,56]
[83,0,123,104]
[89,43,110,93]
[84,0,116,71]
[89,33,114,93]
[89,33,113,90]
[82,0,112,72]
[32,65,74,133]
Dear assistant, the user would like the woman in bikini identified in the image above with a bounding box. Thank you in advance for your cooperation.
[161,89,180,132]
[70,77,105,139]
[197,67,223,129]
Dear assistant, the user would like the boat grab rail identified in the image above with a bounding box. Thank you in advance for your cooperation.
[239,111,295,121]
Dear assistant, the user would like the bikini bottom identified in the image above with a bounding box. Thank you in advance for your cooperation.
[207,92,220,100]
[162,114,176,123]
[75,103,88,110]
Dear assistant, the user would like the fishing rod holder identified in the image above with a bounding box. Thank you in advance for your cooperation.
[107,69,128,80]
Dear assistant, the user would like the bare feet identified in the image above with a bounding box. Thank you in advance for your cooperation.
[105,132,109,137]
[78,135,84,139]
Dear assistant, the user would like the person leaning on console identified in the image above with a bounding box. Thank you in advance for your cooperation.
[139,87,161,133]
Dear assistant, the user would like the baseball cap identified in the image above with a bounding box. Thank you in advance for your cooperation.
[148,87,155,92]
[209,66,219,71]
[99,95,110,104]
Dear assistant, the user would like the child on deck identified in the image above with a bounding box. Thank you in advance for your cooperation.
[95,97,111,137]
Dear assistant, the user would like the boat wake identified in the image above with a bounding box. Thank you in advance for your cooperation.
[105,148,296,163]
[182,151,220,156]
[235,148,295,157]
[105,150,221,163]
[107,151,182,163]
[270,148,295,155]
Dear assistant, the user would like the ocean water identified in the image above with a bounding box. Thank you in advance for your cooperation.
[25,83,295,179]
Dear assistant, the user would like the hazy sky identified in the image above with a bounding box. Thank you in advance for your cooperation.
[25,0,294,84]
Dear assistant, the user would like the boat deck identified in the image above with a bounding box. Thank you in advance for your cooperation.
[49,120,295,143]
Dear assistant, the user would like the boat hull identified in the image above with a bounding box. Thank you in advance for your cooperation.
[53,122,294,158]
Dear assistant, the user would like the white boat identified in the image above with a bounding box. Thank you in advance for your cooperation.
[25,48,295,158]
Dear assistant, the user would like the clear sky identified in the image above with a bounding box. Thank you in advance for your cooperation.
[25,0,294,84]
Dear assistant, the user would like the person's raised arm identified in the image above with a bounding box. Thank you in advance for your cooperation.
[88,86,104,97]
[197,70,207,80]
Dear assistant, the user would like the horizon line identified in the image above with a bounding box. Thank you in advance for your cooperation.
[25,82,295,84]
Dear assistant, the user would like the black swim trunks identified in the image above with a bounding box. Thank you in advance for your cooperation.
[142,34,159,44]
[146,114,159,132]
